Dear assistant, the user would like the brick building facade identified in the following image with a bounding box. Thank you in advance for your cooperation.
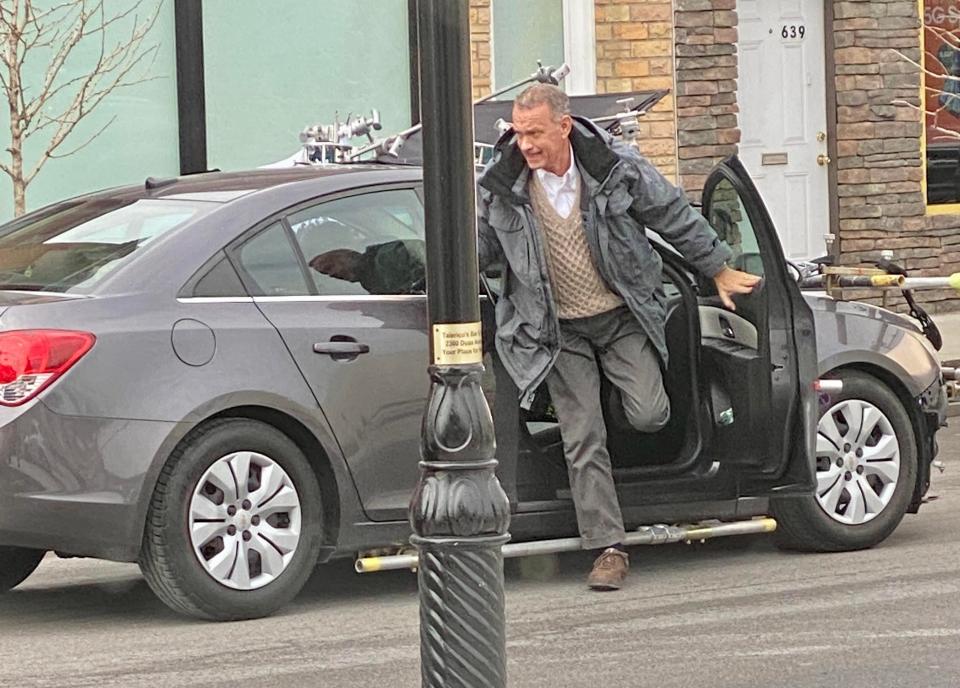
[468,1,960,312]
[469,1,679,182]
[831,0,958,311]
[593,0,678,180]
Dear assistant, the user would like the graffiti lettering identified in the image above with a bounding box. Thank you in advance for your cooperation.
[926,5,960,26]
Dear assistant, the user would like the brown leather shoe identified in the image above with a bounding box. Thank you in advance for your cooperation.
[587,548,629,591]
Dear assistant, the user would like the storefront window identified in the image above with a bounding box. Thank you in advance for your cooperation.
[202,1,411,172]
[923,1,960,207]
[491,0,594,98]
[492,0,565,98]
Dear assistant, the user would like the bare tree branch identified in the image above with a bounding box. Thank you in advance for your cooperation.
[0,0,164,215]
[86,0,151,36]
[0,4,17,71]
[29,1,80,25]
[45,114,115,161]
[32,0,161,125]
[928,25,960,53]
[27,33,161,181]
[893,20,960,142]
[23,4,88,124]
[893,99,927,114]
[890,48,960,84]
[19,2,74,64]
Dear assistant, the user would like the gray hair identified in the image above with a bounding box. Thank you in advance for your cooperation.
[514,83,570,121]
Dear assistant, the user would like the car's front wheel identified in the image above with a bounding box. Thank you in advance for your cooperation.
[0,546,45,592]
[773,370,917,552]
[139,418,323,620]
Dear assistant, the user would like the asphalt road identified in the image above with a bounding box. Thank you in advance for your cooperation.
[3,426,960,688]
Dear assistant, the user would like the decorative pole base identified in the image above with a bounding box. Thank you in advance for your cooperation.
[411,365,510,688]
[415,535,510,687]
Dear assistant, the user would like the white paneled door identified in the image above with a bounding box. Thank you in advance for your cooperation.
[738,0,830,260]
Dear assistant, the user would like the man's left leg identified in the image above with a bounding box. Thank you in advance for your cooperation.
[599,314,670,434]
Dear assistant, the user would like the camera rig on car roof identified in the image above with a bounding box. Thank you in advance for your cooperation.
[263,61,666,170]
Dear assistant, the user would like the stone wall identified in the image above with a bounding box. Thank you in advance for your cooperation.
[594,0,678,181]
[469,0,491,100]
[673,0,739,203]
[833,0,960,311]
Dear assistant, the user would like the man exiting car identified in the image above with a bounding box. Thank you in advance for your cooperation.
[476,84,760,590]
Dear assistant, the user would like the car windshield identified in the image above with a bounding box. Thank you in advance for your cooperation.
[0,198,212,293]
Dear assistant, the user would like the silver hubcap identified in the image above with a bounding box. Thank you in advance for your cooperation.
[189,451,302,590]
[815,398,900,525]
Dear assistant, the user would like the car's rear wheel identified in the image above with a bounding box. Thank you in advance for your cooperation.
[0,546,45,592]
[139,418,323,620]
[773,370,917,552]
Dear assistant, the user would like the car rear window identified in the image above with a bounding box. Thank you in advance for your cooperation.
[0,198,212,293]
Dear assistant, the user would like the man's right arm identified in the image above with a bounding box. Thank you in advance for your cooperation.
[477,187,505,271]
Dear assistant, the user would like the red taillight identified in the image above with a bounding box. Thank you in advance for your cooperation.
[0,330,95,406]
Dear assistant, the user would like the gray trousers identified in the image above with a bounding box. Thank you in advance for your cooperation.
[545,306,670,550]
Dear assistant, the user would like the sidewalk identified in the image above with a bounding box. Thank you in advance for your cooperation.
[926,312,960,415]
[932,312,960,364]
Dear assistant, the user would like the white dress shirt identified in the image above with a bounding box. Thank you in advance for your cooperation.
[535,145,579,219]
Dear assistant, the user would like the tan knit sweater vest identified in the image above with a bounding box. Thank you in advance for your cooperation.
[529,173,623,319]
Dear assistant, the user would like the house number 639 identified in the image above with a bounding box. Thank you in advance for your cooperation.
[781,25,806,39]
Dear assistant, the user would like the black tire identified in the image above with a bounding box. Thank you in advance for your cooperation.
[139,418,323,621]
[0,546,45,592]
[772,370,917,552]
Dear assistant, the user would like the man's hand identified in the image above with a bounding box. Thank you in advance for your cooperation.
[713,266,762,311]
[309,248,363,282]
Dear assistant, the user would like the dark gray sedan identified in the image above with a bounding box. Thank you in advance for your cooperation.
[0,158,947,620]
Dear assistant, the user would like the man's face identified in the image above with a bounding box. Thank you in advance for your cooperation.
[511,102,572,174]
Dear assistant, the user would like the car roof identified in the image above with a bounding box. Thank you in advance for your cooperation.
[89,164,422,205]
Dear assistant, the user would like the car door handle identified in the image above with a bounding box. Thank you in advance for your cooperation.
[313,341,370,356]
[717,315,736,339]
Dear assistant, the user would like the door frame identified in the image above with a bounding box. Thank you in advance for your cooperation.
[734,0,837,261]
[821,0,840,259]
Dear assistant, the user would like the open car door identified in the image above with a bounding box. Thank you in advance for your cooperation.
[697,156,818,495]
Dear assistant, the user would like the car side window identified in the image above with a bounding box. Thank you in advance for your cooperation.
[192,255,246,297]
[235,222,311,296]
[287,188,426,296]
[706,177,764,277]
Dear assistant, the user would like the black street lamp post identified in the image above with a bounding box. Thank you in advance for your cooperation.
[408,0,511,686]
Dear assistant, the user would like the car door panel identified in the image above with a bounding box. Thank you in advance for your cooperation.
[699,156,816,491]
[256,296,429,520]
[228,187,434,522]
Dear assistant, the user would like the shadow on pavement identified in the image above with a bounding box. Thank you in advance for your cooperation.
[0,535,781,625]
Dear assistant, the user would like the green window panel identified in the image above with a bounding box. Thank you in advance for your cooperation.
[0,0,179,221]
[202,0,412,171]
[492,0,564,99]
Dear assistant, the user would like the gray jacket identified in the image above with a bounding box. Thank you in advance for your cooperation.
[477,117,731,408]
